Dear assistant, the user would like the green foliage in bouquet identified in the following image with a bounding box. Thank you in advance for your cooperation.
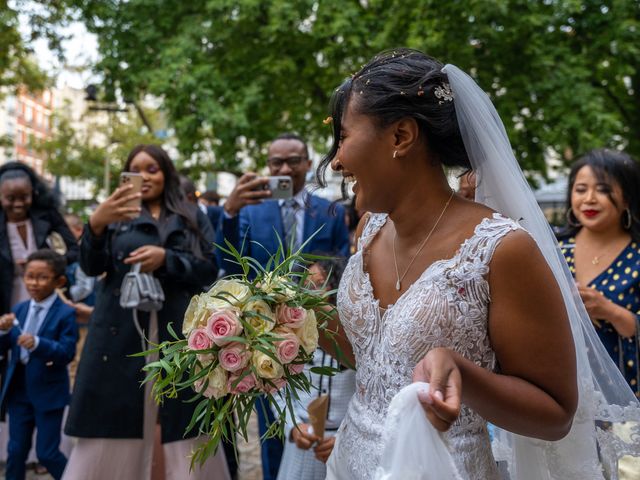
[135,235,344,468]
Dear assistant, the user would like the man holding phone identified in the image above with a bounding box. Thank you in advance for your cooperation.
[216,133,350,480]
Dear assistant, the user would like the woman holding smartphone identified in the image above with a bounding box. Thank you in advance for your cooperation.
[63,145,229,480]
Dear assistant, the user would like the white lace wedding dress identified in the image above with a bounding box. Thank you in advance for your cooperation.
[326,212,521,480]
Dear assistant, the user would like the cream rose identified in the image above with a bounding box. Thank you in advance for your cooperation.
[182,294,209,336]
[206,279,252,307]
[243,300,276,334]
[194,366,228,399]
[252,351,284,379]
[296,309,319,354]
[261,273,296,302]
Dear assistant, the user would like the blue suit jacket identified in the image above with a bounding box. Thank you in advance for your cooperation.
[217,195,350,277]
[0,296,77,412]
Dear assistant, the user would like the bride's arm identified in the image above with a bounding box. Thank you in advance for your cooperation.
[414,229,578,441]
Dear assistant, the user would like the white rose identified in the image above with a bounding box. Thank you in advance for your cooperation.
[261,273,296,302]
[197,366,228,400]
[296,309,319,354]
[182,294,209,336]
[206,279,252,307]
[243,300,276,334]
[252,351,284,379]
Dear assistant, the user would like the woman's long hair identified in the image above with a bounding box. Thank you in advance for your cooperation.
[560,148,640,241]
[0,161,60,211]
[123,145,205,257]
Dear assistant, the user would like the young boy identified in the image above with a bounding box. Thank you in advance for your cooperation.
[0,249,78,480]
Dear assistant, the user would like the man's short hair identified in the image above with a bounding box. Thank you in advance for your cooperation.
[273,133,309,158]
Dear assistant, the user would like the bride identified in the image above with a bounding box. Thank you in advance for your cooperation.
[316,49,640,479]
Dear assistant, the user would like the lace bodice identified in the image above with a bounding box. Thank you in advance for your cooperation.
[330,213,522,480]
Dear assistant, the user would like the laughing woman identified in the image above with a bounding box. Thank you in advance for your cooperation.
[558,149,640,398]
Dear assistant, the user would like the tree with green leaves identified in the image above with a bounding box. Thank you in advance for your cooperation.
[31,103,162,196]
[0,0,74,94]
[67,0,640,176]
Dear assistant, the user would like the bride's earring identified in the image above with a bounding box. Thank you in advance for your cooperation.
[566,208,581,228]
[393,150,398,159]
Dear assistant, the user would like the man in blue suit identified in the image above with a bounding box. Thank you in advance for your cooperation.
[217,133,350,479]
[0,249,77,480]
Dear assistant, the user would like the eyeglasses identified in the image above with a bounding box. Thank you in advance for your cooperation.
[23,273,55,284]
[267,156,308,169]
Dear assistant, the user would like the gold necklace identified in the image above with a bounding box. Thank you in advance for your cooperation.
[393,190,455,291]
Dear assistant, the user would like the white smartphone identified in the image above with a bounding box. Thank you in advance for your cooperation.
[119,172,143,218]
[265,176,293,200]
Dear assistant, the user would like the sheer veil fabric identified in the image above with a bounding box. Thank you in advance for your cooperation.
[443,64,640,479]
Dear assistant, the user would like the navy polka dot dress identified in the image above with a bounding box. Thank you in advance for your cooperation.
[559,237,640,397]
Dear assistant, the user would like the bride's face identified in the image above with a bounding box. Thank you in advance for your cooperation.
[331,100,397,213]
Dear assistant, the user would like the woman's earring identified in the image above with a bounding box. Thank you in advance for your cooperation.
[566,208,581,228]
[393,150,398,159]
[622,208,632,230]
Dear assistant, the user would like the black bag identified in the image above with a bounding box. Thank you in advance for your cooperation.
[119,263,165,312]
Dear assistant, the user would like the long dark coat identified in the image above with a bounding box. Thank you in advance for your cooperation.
[65,207,218,443]
[0,208,79,315]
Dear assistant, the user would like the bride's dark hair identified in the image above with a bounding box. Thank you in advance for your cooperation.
[317,48,470,196]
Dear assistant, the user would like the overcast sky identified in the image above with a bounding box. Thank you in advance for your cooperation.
[20,13,100,90]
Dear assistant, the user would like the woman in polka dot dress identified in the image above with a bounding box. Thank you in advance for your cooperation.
[559,149,640,398]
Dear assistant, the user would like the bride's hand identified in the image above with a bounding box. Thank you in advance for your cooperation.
[412,347,462,432]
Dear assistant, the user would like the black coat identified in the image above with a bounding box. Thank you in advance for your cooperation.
[0,208,79,315]
[65,208,218,443]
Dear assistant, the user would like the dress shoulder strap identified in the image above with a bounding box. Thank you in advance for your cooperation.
[457,213,524,269]
[357,213,388,252]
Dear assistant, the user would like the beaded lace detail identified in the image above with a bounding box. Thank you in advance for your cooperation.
[332,213,522,479]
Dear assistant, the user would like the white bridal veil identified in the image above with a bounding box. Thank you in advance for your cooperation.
[442,64,640,479]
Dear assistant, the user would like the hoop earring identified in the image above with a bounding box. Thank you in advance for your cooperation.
[566,208,581,228]
[392,150,398,159]
[622,208,632,230]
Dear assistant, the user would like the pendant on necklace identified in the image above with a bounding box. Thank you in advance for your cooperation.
[592,256,600,265]
[395,279,401,291]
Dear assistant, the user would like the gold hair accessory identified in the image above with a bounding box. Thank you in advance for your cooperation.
[322,116,333,125]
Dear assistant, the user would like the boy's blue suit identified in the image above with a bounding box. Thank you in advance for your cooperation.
[217,196,350,277]
[217,194,350,480]
[0,296,77,480]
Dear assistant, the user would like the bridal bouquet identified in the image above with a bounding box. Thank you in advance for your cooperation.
[138,241,339,466]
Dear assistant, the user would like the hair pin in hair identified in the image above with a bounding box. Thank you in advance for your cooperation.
[434,83,454,104]
[323,116,333,125]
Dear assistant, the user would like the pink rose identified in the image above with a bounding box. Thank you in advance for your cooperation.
[275,333,300,364]
[287,363,305,375]
[260,377,287,394]
[276,305,307,328]
[227,370,257,394]
[218,342,250,372]
[206,309,243,346]
[188,328,212,351]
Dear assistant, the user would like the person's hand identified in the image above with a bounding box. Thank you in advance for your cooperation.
[17,333,35,350]
[89,183,142,235]
[223,173,271,217]
[0,313,16,331]
[58,293,94,324]
[577,286,614,327]
[412,347,462,432]
[313,436,335,463]
[291,423,318,450]
[124,245,166,273]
